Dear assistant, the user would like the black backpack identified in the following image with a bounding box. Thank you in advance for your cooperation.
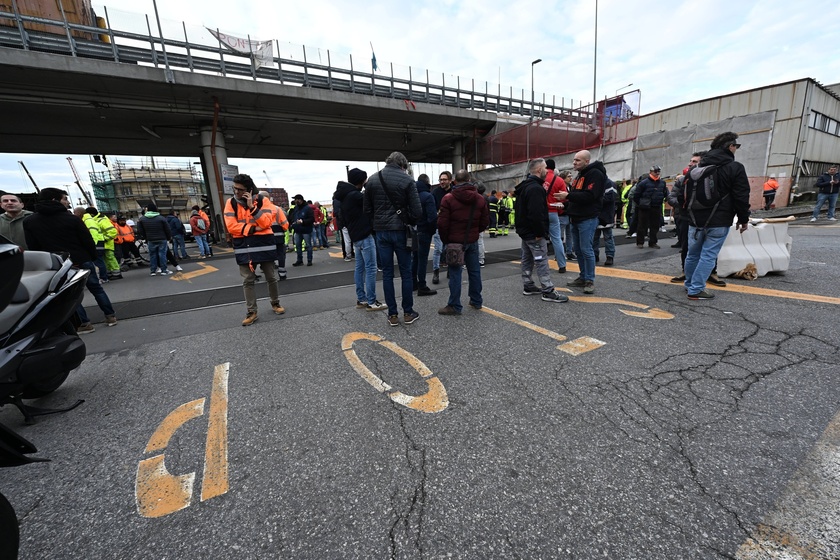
[684,164,727,226]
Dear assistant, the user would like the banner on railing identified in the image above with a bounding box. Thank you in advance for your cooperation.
[207,29,274,69]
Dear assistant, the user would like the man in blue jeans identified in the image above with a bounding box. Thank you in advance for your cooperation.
[437,169,489,314]
[810,165,839,222]
[363,151,422,327]
[683,131,751,300]
[136,203,172,276]
[557,150,606,294]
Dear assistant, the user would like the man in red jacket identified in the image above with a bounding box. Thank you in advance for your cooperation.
[436,169,489,315]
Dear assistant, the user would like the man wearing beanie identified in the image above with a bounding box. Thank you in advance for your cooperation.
[341,168,386,311]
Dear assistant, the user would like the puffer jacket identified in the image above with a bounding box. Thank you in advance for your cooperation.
[137,212,172,242]
[437,183,489,244]
[634,175,667,209]
[415,179,439,236]
[363,163,422,231]
[686,148,751,228]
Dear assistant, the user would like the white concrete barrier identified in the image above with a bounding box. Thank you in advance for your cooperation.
[716,217,794,277]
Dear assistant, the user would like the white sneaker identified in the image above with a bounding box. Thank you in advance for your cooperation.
[176,265,184,271]
[154,268,162,273]
[163,270,174,275]
[810,217,817,222]
[829,217,838,221]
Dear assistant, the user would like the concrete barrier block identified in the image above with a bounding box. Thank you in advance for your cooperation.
[717,221,792,277]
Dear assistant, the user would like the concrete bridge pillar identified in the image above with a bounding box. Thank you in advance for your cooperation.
[199,127,230,241]
[452,138,466,172]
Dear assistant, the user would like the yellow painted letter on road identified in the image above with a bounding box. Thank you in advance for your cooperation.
[342,332,449,413]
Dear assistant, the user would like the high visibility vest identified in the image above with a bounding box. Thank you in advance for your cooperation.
[224,195,277,266]
[115,222,135,244]
[82,214,105,247]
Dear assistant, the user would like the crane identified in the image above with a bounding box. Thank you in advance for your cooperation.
[17,161,40,192]
[263,170,275,189]
[67,157,94,206]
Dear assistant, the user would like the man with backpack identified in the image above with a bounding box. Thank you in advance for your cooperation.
[683,132,751,300]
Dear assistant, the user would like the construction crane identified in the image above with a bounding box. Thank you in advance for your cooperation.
[17,161,40,192]
[67,158,94,206]
[263,170,275,189]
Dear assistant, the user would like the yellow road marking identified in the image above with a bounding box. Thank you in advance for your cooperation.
[341,332,449,413]
[172,262,218,281]
[558,337,607,356]
[201,362,230,502]
[566,296,674,319]
[136,455,196,518]
[144,399,206,453]
[543,261,840,306]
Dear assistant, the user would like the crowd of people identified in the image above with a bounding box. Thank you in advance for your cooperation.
[6,130,834,329]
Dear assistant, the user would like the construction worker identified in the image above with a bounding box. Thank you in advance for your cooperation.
[259,190,289,280]
[87,207,121,280]
[75,206,108,282]
[487,190,499,237]
[498,191,513,235]
[115,214,144,267]
[225,174,284,326]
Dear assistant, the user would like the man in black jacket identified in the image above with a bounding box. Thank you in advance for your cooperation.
[557,150,606,294]
[412,174,439,297]
[810,165,839,222]
[515,158,568,303]
[341,168,385,311]
[633,165,667,248]
[23,188,117,332]
[363,151,423,326]
[683,131,751,300]
[136,203,172,276]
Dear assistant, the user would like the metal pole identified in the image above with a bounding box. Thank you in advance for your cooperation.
[528,59,542,161]
[10,0,28,51]
[592,0,598,128]
[152,0,174,83]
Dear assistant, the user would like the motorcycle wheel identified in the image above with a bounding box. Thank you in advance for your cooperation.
[0,491,20,559]
[20,370,71,399]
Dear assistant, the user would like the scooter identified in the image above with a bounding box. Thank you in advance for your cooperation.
[0,236,88,422]
[0,238,88,558]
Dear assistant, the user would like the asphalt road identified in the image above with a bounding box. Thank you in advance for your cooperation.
[2,220,838,559]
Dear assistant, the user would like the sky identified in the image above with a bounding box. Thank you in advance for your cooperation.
[3,0,840,204]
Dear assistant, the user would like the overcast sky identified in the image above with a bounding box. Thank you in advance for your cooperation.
[3,0,839,204]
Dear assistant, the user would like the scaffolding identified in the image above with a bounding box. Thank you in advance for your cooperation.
[89,158,205,218]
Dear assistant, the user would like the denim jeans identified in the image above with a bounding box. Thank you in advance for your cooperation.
[411,230,433,289]
[477,232,485,265]
[812,192,839,219]
[520,237,554,293]
[195,234,211,256]
[148,240,168,273]
[431,231,443,271]
[447,241,482,312]
[684,226,730,295]
[593,227,615,258]
[571,217,598,282]
[294,232,313,264]
[318,224,329,247]
[354,234,378,305]
[548,212,566,268]
[94,248,108,281]
[171,234,187,258]
[76,261,115,322]
[376,229,415,317]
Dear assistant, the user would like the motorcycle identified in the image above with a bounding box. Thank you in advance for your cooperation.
[0,236,89,558]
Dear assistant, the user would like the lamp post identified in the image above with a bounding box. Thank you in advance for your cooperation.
[527,58,542,161]
[615,83,633,96]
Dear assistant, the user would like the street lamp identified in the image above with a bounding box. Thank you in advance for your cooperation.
[615,83,633,96]
[527,58,542,160]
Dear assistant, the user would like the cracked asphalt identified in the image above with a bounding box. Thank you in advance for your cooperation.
[1,222,838,559]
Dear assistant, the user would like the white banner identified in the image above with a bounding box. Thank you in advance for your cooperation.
[207,29,274,70]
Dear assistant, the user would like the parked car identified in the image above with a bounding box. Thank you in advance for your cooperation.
[183,223,194,242]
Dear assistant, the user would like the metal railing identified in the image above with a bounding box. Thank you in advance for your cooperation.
[0,7,589,121]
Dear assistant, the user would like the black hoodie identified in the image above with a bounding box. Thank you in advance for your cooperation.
[567,161,607,222]
[332,181,357,229]
[513,174,549,240]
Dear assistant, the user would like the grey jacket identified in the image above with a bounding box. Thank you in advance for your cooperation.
[363,163,422,232]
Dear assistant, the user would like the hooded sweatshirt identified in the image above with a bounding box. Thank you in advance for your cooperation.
[137,211,172,242]
[513,174,549,240]
[23,201,97,266]
[686,148,751,228]
[567,161,607,222]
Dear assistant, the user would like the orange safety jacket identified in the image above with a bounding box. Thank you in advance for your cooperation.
[115,222,135,244]
[224,194,277,266]
[268,203,289,249]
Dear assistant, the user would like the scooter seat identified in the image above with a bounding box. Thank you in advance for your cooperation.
[0,252,66,336]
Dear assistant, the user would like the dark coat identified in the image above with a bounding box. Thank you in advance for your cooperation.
[634,176,667,209]
[341,188,373,243]
[288,203,315,234]
[437,183,489,244]
[567,161,607,222]
[688,148,751,228]
[332,181,357,229]
[598,180,618,227]
[137,213,172,242]
[23,201,97,266]
[165,214,186,236]
[513,175,549,240]
[415,179,439,236]
[363,163,422,231]
[815,171,840,194]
